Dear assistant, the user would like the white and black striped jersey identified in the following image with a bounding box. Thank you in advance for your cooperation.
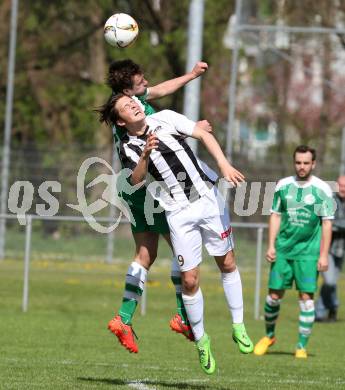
[118,110,218,211]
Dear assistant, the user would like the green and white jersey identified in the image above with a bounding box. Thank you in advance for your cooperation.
[271,175,335,260]
[113,89,155,148]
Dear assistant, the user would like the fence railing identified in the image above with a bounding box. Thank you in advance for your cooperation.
[0,214,268,319]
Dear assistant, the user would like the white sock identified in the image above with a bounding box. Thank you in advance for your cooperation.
[125,261,148,295]
[221,268,243,324]
[182,288,204,341]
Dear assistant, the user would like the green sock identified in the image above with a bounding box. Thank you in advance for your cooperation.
[264,295,280,338]
[171,273,190,325]
[175,292,189,325]
[118,261,147,325]
[297,300,315,348]
[119,298,138,325]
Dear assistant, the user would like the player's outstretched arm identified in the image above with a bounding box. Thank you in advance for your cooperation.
[196,120,213,133]
[318,219,332,271]
[147,62,208,100]
[192,126,244,186]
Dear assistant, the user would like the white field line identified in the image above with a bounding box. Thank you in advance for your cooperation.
[126,378,209,390]
[2,358,344,386]
[127,381,156,390]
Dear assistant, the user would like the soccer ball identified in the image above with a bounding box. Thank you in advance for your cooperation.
[104,13,139,48]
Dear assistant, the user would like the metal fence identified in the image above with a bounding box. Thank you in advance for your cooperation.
[0,213,267,319]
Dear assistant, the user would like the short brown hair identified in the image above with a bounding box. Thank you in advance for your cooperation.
[293,145,316,161]
[107,59,142,92]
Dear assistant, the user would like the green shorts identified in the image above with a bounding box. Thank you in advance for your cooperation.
[268,255,319,293]
[121,187,170,235]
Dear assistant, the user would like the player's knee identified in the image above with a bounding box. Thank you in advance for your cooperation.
[269,289,284,300]
[222,262,236,273]
[135,249,157,269]
[299,292,314,301]
[181,272,199,294]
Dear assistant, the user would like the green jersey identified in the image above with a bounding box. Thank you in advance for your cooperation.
[271,175,334,260]
[113,89,155,147]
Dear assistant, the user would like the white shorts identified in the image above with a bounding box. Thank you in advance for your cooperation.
[166,186,234,272]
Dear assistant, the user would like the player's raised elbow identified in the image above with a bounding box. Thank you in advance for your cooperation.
[192,125,208,141]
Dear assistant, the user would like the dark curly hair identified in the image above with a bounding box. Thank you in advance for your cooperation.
[95,93,126,126]
[107,59,142,92]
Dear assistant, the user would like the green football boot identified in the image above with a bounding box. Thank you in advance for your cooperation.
[232,323,254,354]
[196,333,216,375]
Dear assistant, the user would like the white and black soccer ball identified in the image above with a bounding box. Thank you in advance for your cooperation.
[104,13,139,48]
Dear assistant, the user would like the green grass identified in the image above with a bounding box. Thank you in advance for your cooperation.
[4,225,263,266]
[1,257,345,389]
[5,224,134,262]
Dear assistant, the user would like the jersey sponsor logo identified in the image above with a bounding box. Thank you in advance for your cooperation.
[151,125,162,134]
[221,227,232,239]
[177,255,185,267]
[303,194,315,205]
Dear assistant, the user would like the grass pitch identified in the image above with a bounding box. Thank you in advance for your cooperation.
[1,251,345,389]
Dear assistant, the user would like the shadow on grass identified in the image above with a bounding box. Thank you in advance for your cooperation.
[78,377,229,389]
[315,319,344,324]
[268,351,315,357]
